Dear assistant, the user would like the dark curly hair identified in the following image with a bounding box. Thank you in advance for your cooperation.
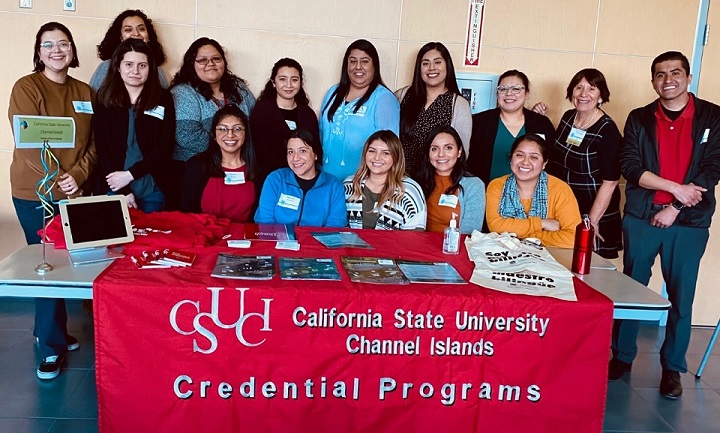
[170,37,248,104]
[96,10,166,65]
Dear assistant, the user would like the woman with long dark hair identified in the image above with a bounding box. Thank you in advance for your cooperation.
[250,58,318,186]
[396,42,471,178]
[181,105,258,223]
[170,37,256,162]
[94,38,175,212]
[416,125,485,234]
[320,39,400,181]
[89,9,168,90]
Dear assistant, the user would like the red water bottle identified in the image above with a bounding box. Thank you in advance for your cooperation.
[571,215,594,274]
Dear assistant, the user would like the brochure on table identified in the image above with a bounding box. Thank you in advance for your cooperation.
[311,231,373,249]
[279,257,342,281]
[340,256,409,285]
[211,253,276,280]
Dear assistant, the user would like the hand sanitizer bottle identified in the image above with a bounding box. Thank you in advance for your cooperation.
[443,213,460,254]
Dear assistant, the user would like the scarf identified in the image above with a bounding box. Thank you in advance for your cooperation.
[498,172,548,219]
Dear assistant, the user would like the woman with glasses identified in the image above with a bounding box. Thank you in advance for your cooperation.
[467,70,555,185]
[547,68,622,258]
[255,129,347,227]
[416,125,485,234]
[181,105,258,223]
[93,39,175,213]
[395,42,471,179]
[8,22,95,380]
[170,37,256,163]
[320,39,400,182]
[250,58,319,187]
[486,134,580,248]
[344,130,427,230]
[89,9,168,91]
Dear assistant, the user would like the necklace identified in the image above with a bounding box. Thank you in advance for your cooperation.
[574,108,599,130]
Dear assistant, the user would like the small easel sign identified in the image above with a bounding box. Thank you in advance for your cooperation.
[12,115,76,274]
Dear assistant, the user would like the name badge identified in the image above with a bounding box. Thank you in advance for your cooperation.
[144,105,165,120]
[566,126,586,147]
[72,101,93,114]
[702,128,710,144]
[278,193,301,210]
[285,120,297,130]
[438,194,459,208]
[224,171,245,185]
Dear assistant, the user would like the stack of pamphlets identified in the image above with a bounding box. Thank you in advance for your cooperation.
[279,257,342,281]
[395,260,465,284]
[131,248,197,269]
[211,253,276,280]
[340,257,410,284]
[311,231,373,249]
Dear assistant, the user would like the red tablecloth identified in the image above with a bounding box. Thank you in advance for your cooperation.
[94,227,612,433]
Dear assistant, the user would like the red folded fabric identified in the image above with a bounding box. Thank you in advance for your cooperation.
[39,210,231,250]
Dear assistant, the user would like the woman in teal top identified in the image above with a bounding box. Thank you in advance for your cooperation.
[467,70,555,185]
[319,39,399,181]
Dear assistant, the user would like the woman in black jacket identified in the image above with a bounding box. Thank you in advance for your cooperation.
[250,58,318,188]
[466,69,555,186]
[94,38,175,212]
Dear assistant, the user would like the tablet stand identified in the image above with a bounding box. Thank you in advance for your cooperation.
[35,140,57,275]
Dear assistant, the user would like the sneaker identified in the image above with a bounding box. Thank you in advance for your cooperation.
[37,354,64,380]
[66,336,80,352]
[35,336,80,351]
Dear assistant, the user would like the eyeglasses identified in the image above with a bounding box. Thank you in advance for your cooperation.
[195,56,223,66]
[497,85,526,94]
[216,126,245,135]
[39,41,72,52]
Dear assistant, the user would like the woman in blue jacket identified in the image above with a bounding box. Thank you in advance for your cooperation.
[255,130,347,227]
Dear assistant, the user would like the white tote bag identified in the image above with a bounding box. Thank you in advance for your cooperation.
[464,231,577,301]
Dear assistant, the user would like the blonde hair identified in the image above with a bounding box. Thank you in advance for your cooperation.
[349,130,406,207]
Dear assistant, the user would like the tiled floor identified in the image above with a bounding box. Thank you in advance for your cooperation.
[0,298,719,433]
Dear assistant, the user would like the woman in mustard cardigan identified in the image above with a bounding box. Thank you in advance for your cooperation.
[486,134,580,248]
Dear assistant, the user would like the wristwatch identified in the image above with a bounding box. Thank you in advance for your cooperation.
[671,200,685,211]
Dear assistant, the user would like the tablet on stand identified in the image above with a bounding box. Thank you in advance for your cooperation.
[59,195,134,266]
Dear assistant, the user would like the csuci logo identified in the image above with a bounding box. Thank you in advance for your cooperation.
[169,287,272,354]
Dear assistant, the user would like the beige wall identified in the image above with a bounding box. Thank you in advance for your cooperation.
[1,1,717,324]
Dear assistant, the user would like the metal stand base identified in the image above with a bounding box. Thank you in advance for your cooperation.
[35,262,53,275]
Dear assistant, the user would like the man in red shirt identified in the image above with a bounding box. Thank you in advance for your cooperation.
[612,51,720,399]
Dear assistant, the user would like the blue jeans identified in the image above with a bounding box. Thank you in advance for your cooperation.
[12,197,70,358]
[108,190,165,213]
[138,190,165,213]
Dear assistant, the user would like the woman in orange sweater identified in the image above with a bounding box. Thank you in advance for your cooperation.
[486,134,580,247]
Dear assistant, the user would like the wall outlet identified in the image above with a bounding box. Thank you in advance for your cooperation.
[63,0,76,12]
[20,0,32,8]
